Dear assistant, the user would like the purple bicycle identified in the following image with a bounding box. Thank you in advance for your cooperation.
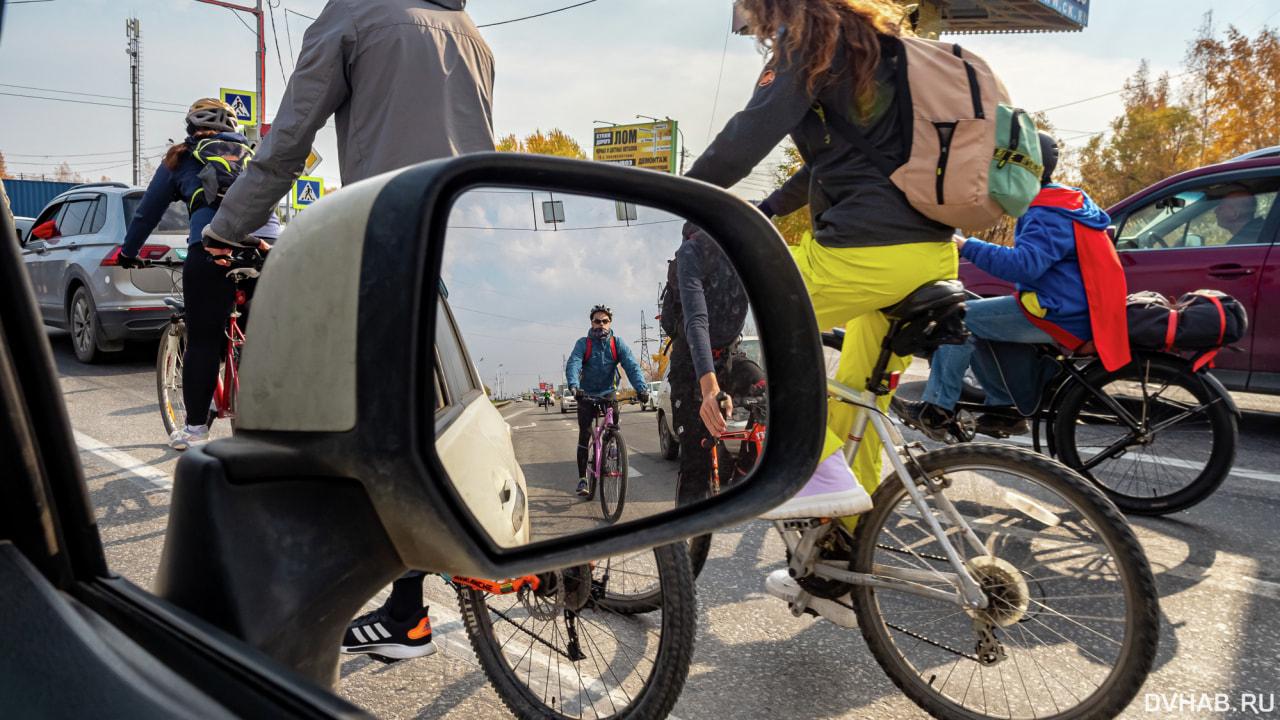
[582,393,628,523]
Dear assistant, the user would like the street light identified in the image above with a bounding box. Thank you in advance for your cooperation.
[192,0,266,144]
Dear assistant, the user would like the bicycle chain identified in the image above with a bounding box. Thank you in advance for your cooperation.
[885,620,980,662]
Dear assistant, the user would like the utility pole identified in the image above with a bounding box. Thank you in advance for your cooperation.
[656,283,668,346]
[636,311,653,361]
[126,17,143,186]
[193,0,266,144]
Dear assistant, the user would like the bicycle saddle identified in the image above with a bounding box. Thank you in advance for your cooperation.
[880,280,967,321]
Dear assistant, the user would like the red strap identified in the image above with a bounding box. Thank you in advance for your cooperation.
[1074,223,1132,371]
[1198,292,1227,346]
[1193,348,1219,372]
[610,336,618,362]
[1164,310,1178,351]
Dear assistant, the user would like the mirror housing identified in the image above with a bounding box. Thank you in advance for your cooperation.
[156,153,826,684]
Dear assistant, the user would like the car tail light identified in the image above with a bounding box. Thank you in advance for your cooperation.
[101,245,172,266]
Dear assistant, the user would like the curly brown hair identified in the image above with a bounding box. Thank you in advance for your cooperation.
[162,129,221,171]
[740,0,913,121]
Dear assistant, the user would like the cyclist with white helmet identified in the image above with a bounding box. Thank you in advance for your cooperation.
[565,304,650,496]
[119,98,281,450]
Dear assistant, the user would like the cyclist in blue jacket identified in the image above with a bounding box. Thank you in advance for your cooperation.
[566,304,650,496]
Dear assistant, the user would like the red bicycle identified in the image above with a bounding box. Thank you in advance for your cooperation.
[156,249,266,435]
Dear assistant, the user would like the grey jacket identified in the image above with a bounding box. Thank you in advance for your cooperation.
[209,0,494,244]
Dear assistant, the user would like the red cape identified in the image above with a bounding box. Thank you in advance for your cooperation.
[1021,188,1131,371]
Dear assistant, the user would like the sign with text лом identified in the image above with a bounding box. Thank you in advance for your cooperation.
[592,121,677,173]
[220,88,257,127]
[292,176,324,210]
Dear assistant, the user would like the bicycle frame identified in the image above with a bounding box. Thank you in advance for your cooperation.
[212,290,248,420]
[585,399,616,485]
[774,377,990,614]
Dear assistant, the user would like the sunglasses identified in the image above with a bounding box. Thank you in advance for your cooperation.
[592,318,611,325]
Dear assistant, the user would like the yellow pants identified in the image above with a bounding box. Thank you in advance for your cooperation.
[790,234,958,496]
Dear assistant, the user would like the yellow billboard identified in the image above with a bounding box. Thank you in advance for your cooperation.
[592,121,677,173]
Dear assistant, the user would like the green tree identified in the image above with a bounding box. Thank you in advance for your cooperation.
[497,128,588,159]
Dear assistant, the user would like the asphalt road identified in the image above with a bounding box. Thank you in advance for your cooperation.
[56,328,1280,719]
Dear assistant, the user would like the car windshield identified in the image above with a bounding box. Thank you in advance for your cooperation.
[123,194,190,235]
[739,338,761,365]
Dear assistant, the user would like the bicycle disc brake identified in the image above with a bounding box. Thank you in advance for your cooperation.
[520,571,565,621]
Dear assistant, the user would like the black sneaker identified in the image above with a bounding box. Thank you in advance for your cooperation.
[891,397,955,442]
[974,413,1030,438]
[576,479,590,496]
[340,606,436,660]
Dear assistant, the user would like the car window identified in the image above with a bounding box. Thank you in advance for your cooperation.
[57,199,95,238]
[1116,180,1279,250]
[122,195,190,234]
[85,196,108,235]
[436,300,481,409]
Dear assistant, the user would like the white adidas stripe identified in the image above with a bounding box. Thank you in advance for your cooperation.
[351,626,367,643]
[374,622,391,639]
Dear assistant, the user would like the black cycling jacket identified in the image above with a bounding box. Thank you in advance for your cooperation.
[686,33,950,249]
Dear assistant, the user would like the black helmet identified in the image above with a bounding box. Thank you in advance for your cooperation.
[590,304,613,321]
[1038,130,1059,187]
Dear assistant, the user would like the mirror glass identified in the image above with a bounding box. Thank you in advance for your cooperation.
[436,187,768,547]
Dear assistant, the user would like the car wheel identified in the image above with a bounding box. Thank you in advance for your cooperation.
[658,410,679,460]
[68,286,111,364]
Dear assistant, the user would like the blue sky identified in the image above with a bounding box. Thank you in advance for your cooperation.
[2,1,1277,194]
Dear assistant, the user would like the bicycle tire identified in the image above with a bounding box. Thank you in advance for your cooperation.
[850,443,1159,720]
[1052,353,1237,515]
[599,430,628,523]
[687,534,712,579]
[459,542,697,719]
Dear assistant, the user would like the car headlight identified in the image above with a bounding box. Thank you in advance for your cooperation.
[511,484,526,534]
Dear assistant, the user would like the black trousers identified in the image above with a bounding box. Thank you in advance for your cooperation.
[577,396,620,479]
[670,345,767,507]
[181,243,254,427]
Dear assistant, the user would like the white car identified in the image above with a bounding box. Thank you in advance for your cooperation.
[434,297,530,547]
[642,381,662,411]
[653,365,678,460]
[559,384,577,413]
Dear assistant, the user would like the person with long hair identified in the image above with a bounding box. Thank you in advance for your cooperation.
[119,99,280,450]
[685,1,957,520]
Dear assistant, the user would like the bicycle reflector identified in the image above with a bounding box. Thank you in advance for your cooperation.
[888,371,901,391]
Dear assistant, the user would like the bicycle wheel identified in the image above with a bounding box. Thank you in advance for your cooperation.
[459,542,696,719]
[599,430,628,523]
[851,443,1159,720]
[1052,353,1237,515]
[687,534,712,579]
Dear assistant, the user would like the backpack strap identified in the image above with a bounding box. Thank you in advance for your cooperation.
[816,102,898,179]
[610,336,618,362]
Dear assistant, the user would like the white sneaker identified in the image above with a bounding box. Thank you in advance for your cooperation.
[765,569,858,628]
[169,424,211,450]
[760,453,873,520]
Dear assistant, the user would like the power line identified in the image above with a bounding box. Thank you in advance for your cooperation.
[477,0,601,28]
[0,91,186,114]
[284,8,314,21]
[267,0,290,86]
[451,305,582,330]
[0,83,188,108]
[705,22,733,148]
[3,145,167,159]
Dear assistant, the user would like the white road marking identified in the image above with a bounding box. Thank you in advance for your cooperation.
[512,423,537,430]
[998,434,1280,484]
[74,431,173,494]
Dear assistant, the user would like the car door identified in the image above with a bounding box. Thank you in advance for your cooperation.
[19,200,65,321]
[43,195,97,321]
[1110,172,1279,389]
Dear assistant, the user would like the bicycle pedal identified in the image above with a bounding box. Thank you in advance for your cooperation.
[780,518,826,531]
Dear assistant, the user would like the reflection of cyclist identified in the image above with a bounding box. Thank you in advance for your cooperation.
[542,389,552,409]
[686,0,955,520]
[667,228,766,507]
[119,99,281,450]
[566,304,649,497]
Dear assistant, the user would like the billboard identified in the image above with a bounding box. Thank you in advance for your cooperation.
[593,121,677,173]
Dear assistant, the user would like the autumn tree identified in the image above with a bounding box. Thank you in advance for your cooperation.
[1183,15,1280,164]
[0,150,10,179]
[53,162,85,183]
[768,141,811,246]
[497,128,588,159]
[1075,62,1204,209]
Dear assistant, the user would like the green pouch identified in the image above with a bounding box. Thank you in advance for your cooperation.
[989,104,1043,218]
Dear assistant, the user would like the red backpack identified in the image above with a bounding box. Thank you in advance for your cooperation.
[586,335,618,363]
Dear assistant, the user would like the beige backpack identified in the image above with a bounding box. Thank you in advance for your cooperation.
[821,36,1043,231]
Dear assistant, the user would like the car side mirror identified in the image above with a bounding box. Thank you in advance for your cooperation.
[155,153,826,687]
[1105,225,1117,242]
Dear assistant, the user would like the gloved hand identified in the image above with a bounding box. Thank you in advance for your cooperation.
[200,223,248,250]
[117,253,147,269]
[638,391,650,405]
[573,387,584,401]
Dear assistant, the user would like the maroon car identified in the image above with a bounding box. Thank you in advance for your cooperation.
[960,155,1280,395]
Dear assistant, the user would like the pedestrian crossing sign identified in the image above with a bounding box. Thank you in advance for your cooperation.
[293,176,323,209]
[220,88,256,126]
